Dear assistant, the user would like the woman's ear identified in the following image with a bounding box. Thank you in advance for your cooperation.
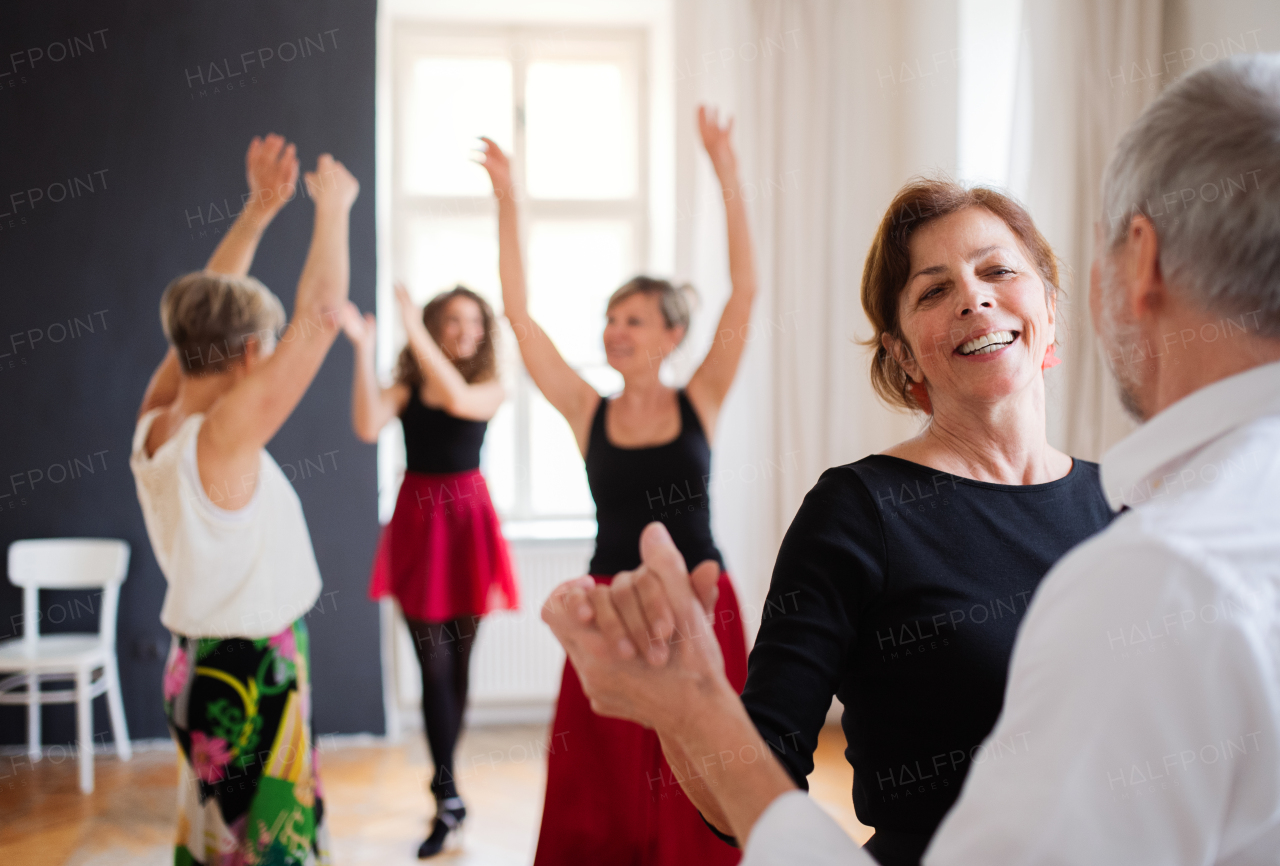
[670,323,687,350]
[882,333,922,383]
[240,336,263,373]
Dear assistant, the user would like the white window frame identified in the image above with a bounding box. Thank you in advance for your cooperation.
[383,24,650,527]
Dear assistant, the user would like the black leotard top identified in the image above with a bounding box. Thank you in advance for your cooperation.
[401,385,487,474]
[735,455,1114,866]
[585,389,723,575]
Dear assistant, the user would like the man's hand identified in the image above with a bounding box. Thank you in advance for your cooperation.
[542,523,733,729]
[605,546,722,667]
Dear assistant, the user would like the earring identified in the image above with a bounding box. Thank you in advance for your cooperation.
[907,380,932,414]
[1042,344,1062,370]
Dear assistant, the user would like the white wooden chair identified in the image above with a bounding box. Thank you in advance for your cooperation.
[0,538,132,793]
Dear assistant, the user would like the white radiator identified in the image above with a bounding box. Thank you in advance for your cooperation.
[381,536,593,736]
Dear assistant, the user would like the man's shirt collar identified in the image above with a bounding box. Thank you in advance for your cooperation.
[1101,360,1280,511]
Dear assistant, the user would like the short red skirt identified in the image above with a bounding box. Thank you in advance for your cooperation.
[368,469,519,622]
[533,571,748,866]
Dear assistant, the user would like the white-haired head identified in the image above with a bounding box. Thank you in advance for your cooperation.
[1101,53,1280,337]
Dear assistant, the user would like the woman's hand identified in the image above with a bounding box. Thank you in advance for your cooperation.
[337,301,375,350]
[245,133,299,218]
[305,154,360,213]
[205,135,300,275]
[394,282,428,339]
[698,105,739,182]
[476,137,514,199]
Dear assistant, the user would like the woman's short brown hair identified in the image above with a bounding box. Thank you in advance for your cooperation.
[395,286,499,389]
[861,179,1060,412]
[160,271,286,374]
[607,276,697,345]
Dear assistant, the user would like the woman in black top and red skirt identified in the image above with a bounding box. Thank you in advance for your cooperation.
[339,283,518,859]
[478,107,757,865]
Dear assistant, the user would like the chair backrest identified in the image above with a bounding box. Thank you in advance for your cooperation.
[7,538,130,649]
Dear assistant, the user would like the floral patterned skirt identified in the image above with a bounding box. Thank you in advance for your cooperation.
[163,619,331,866]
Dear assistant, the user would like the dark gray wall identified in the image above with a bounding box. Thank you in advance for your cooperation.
[0,0,383,747]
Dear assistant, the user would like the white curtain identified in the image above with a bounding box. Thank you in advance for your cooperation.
[672,0,966,618]
[1011,0,1164,458]
[670,0,1167,616]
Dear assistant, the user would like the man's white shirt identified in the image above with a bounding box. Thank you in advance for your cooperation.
[743,360,1280,866]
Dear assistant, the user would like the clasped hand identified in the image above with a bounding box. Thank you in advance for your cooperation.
[542,523,733,731]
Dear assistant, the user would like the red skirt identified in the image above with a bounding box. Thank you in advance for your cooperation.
[369,469,519,622]
[534,571,748,866]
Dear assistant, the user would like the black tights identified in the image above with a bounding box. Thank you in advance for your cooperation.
[405,616,480,801]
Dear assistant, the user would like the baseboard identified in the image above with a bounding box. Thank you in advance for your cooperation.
[1,703,561,761]
[465,700,555,726]
[386,698,555,736]
[0,738,174,759]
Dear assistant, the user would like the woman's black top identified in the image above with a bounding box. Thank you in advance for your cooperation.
[739,455,1113,866]
[400,385,487,474]
[585,390,723,575]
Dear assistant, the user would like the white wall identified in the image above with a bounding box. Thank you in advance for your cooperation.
[1164,0,1280,71]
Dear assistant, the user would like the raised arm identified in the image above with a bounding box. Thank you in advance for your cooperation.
[137,346,182,420]
[337,301,409,443]
[394,283,504,421]
[478,137,598,451]
[205,134,300,277]
[199,155,360,497]
[685,107,759,441]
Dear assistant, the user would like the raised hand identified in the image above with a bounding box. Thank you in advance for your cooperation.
[394,282,427,337]
[475,137,514,198]
[304,154,360,212]
[337,301,375,349]
[698,105,739,181]
[245,133,299,216]
[205,135,300,274]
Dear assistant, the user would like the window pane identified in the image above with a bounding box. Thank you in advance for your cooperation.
[581,364,622,397]
[404,57,512,196]
[404,216,500,308]
[529,391,594,516]
[958,0,1022,187]
[525,62,636,199]
[528,219,633,366]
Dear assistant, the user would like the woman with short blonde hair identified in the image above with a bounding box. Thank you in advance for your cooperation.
[130,134,359,866]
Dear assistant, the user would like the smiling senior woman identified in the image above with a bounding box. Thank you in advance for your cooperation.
[553,179,1115,866]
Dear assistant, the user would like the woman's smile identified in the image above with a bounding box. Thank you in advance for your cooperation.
[954,329,1020,359]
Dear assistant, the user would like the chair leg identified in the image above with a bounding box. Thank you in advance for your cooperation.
[27,673,41,763]
[76,667,94,794]
[104,658,132,761]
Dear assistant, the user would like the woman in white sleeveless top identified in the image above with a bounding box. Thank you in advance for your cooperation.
[129,134,358,866]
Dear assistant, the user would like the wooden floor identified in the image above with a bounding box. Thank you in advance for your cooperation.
[0,724,871,865]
